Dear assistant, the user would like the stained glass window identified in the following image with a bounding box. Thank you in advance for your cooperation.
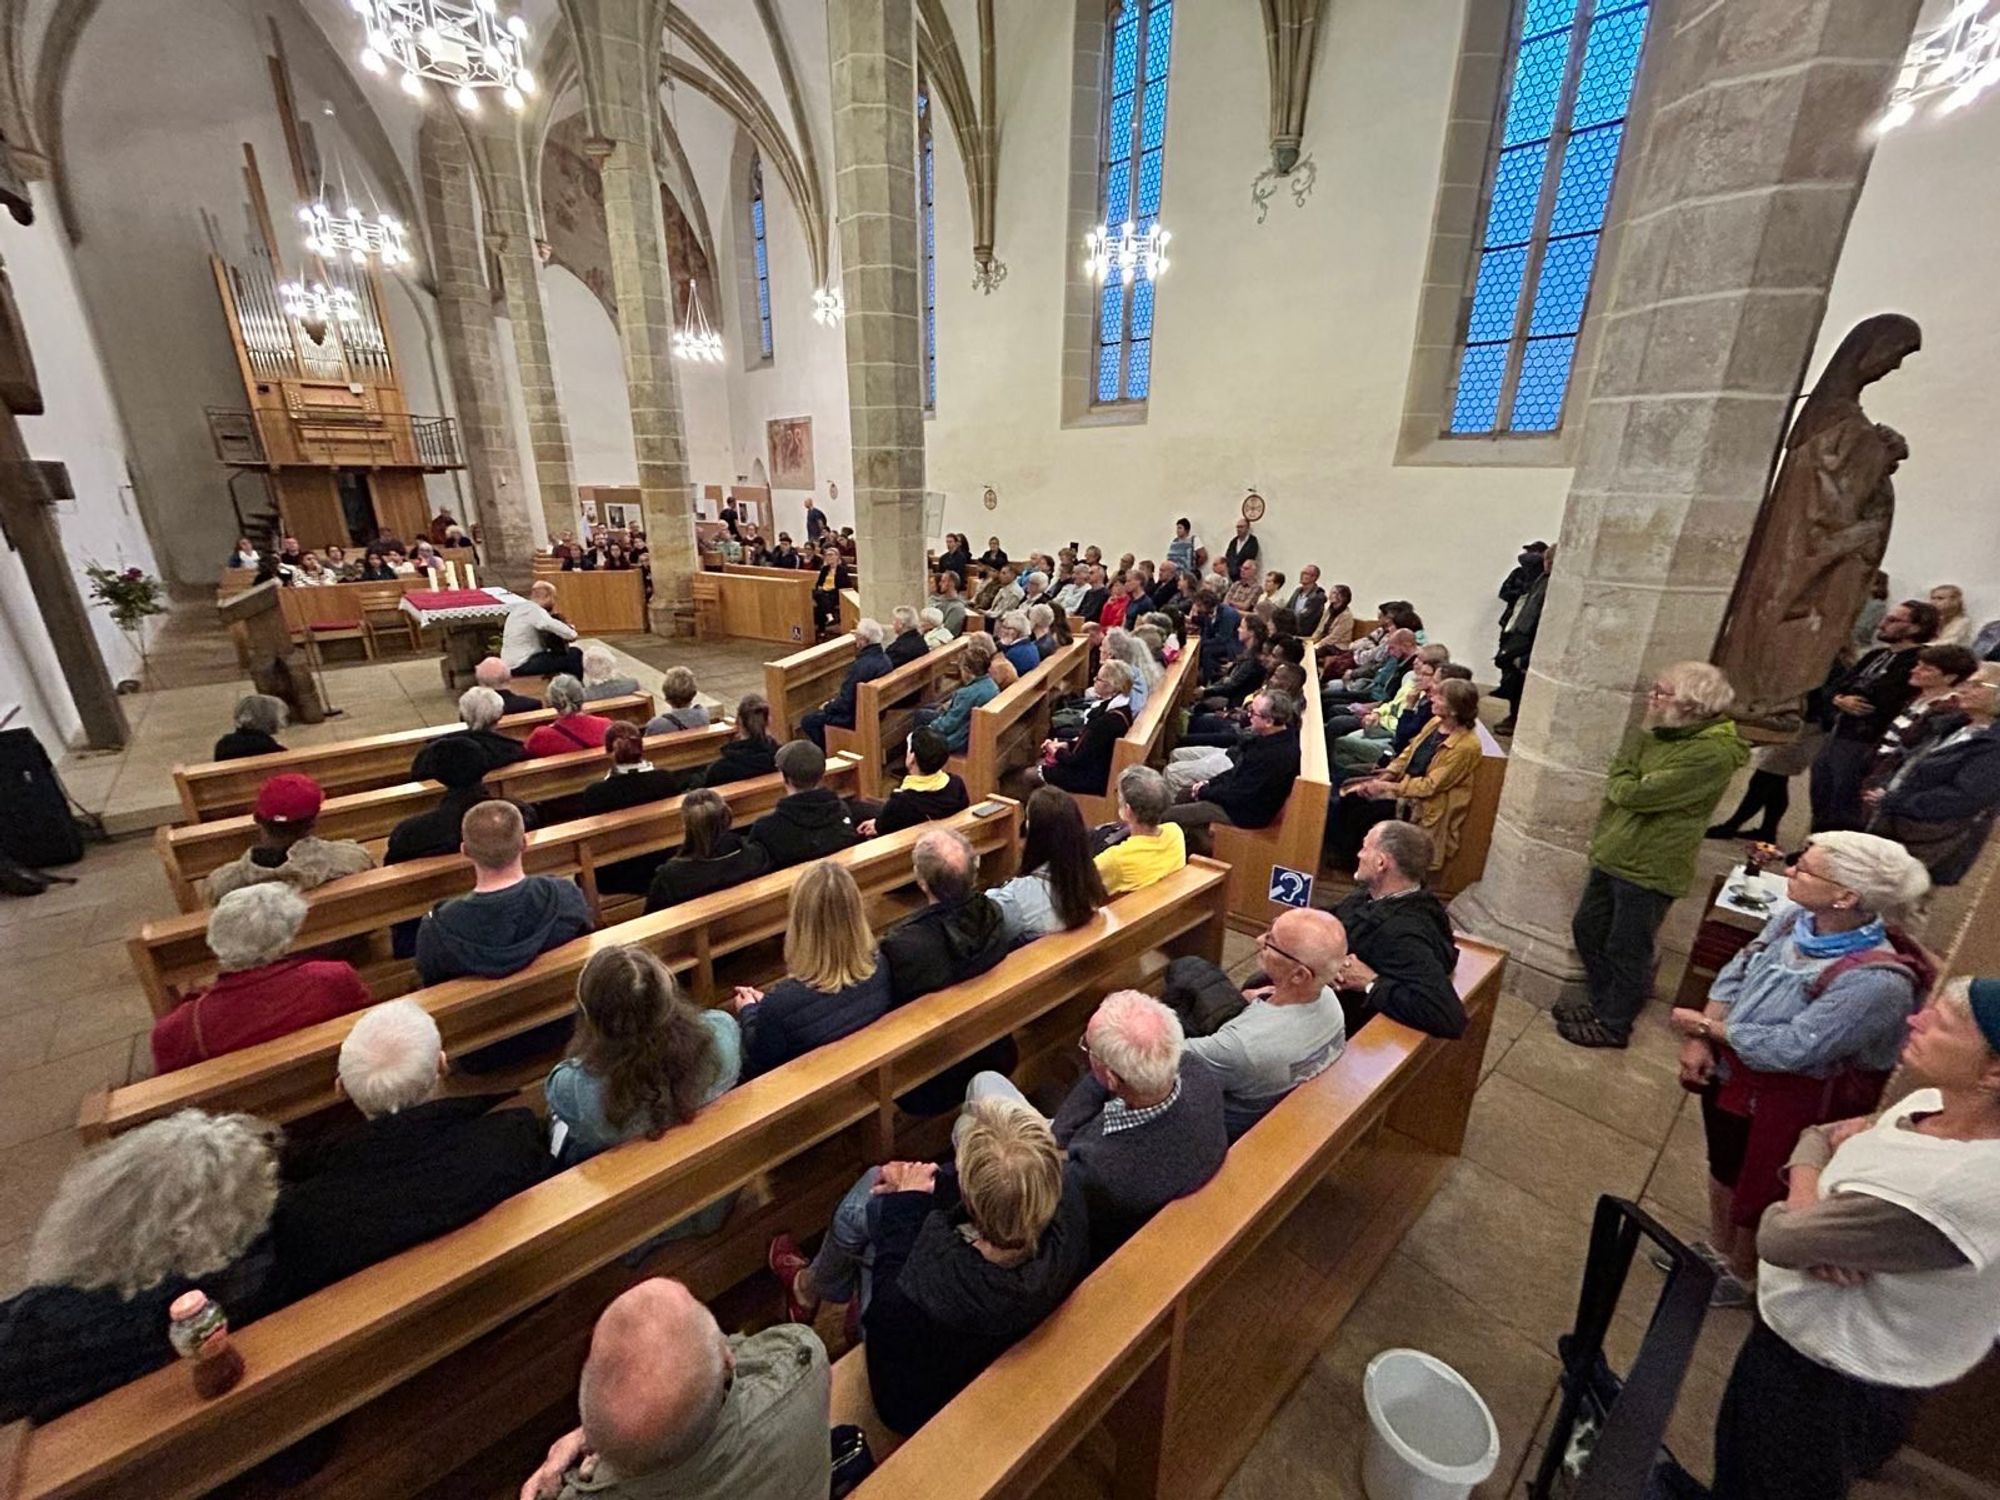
[1449,0,1649,435]
[749,152,773,361]
[919,85,937,411]
[1094,0,1173,405]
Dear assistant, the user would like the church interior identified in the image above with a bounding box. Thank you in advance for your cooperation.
[1,1,1998,1496]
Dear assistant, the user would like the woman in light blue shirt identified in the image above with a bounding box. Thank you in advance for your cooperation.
[987,787,1109,942]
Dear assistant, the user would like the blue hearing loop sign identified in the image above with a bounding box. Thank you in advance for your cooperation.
[1268,865,1313,909]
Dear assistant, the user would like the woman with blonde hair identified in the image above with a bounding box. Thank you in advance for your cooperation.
[0,1111,285,1422]
[729,861,893,1077]
[1928,582,1973,647]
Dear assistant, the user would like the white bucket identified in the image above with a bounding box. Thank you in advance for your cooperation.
[1361,1348,1501,1500]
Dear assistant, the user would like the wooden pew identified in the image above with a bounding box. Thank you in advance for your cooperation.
[954,639,1093,800]
[171,693,658,824]
[1209,663,1332,932]
[844,937,1507,1500]
[691,566,817,645]
[827,638,974,798]
[1433,720,1509,899]
[527,558,648,632]
[763,634,856,742]
[840,586,861,632]
[1071,651,1202,826]
[128,757,862,1018]
[156,723,735,911]
[90,801,1023,1141]
[15,861,1230,1500]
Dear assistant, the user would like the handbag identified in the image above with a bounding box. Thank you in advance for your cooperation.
[829,1424,875,1497]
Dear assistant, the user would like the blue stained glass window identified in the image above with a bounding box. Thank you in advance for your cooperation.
[1449,0,1650,435]
[1094,0,1173,405]
[918,87,937,411]
[749,153,773,360]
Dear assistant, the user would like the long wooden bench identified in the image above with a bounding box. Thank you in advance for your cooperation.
[128,757,862,1017]
[763,634,856,741]
[1433,720,1509,899]
[93,801,1023,1141]
[692,566,818,645]
[843,936,1506,1499]
[157,722,736,911]
[171,693,658,823]
[527,557,648,633]
[1210,664,1333,931]
[1072,650,1202,826]
[826,637,974,798]
[11,861,1230,1500]
[953,638,1094,800]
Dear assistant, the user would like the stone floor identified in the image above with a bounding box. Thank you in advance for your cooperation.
[0,637,1969,1498]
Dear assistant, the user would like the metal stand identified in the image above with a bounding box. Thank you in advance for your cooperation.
[1530,1196,1717,1500]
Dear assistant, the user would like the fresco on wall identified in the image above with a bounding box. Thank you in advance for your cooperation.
[541,115,717,332]
[767,417,815,490]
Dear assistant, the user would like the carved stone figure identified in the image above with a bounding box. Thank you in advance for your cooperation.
[1714,314,1921,723]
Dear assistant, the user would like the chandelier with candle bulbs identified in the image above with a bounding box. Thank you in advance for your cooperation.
[300,202,413,267]
[1876,0,2000,133]
[349,0,537,112]
[1083,219,1170,284]
[279,279,363,329]
[673,279,725,363]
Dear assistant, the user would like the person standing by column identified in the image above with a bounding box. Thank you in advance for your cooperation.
[1555,663,1747,1050]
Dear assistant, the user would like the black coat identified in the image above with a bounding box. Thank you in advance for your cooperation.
[744,787,861,870]
[385,785,493,865]
[1826,646,1922,742]
[703,733,781,787]
[1331,887,1466,1039]
[874,774,971,834]
[936,548,973,586]
[272,1095,548,1298]
[880,895,1009,1006]
[580,766,691,816]
[1874,724,2000,884]
[645,834,771,911]
[887,630,930,668]
[1077,587,1111,624]
[1199,728,1300,828]
[1044,700,1133,797]
[496,689,543,716]
[1222,532,1260,579]
[740,964,894,1078]
[213,728,285,762]
[412,728,528,781]
[823,644,894,729]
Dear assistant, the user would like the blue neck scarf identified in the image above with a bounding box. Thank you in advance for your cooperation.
[1794,912,1887,959]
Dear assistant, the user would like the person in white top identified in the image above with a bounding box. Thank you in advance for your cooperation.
[502,581,583,679]
[1712,975,2000,1499]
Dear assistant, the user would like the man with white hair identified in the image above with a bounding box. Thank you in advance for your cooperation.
[503,580,584,680]
[411,685,531,781]
[272,999,547,1296]
[475,656,541,716]
[518,1279,829,1500]
[578,643,641,703]
[885,604,929,667]
[1557,661,1749,1049]
[1188,907,1349,1138]
[151,884,371,1073]
[799,617,892,748]
[1054,562,1091,615]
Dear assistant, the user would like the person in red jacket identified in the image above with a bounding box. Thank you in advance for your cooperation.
[521,674,615,759]
[151,884,371,1074]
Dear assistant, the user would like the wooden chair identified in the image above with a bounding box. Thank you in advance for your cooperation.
[357,584,421,656]
[12,862,1231,1500]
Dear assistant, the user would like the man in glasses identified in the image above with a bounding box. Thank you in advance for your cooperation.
[1185,907,1349,1139]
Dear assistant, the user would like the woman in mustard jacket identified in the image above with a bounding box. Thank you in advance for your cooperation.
[1328,678,1484,871]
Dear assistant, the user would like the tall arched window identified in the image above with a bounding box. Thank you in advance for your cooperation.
[1450,0,1650,434]
[918,84,937,412]
[749,151,774,361]
[1093,0,1173,406]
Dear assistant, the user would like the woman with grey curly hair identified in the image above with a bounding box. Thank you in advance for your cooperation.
[522,674,616,759]
[0,1111,287,1423]
[214,693,287,762]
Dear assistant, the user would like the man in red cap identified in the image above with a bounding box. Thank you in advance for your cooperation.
[204,772,376,903]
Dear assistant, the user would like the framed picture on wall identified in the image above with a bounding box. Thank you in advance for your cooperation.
[604,502,633,529]
[767,416,815,490]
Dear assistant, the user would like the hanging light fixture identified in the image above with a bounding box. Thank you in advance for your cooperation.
[349,0,536,112]
[279,279,363,342]
[300,202,413,267]
[673,279,725,363]
[812,284,844,326]
[1083,219,1170,284]
[1876,0,2000,133]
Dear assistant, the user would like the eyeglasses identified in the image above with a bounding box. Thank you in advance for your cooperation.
[1256,929,1310,974]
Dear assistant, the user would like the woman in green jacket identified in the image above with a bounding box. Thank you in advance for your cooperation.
[926,646,1009,753]
[1557,661,1748,1049]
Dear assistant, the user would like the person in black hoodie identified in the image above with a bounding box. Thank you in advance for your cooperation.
[412,687,530,782]
[800,619,894,748]
[413,801,595,1069]
[647,788,770,910]
[885,605,930,667]
[1330,820,1466,1040]
[768,1096,1088,1436]
[1162,689,1302,853]
[743,740,862,870]
[214,693,287,762]
[853,727,969,836]
[703,693,781,787]
[385,738,533,957]
[581,722,692,815]
[273,1000,547,1297]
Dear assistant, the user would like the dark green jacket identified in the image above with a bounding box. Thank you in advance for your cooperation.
[1588,717,1749,896]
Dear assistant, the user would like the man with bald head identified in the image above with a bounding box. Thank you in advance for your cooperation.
[1185,907,1349,1138]
[502,580,584,680]
[474,656,542,716]
[519,1278,829,1500]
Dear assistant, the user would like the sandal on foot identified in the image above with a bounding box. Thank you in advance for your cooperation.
[1551,999,1594,1023]
[1557,1014,1629,1049]
[768,1233,816,1324]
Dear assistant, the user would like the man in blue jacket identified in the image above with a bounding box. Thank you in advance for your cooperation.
[800,617,893,747]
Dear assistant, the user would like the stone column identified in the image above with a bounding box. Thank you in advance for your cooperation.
[1451,0,1922,1005]
[474,119,579,545]
[417,116,535,563]
[830,0,928,620]
[567,0,697,634]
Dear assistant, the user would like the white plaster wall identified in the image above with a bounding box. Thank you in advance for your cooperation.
[543,265,639,488]
[1817,101,2000,632]
[0,183,162,748]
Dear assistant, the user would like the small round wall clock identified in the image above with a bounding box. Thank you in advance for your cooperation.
[1241,490,1266,522]
[982,486,998,510]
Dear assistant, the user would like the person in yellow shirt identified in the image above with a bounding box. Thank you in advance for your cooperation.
[1095,765,1188,896]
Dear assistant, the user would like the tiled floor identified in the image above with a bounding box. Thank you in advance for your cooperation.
[0,661,1969,1497]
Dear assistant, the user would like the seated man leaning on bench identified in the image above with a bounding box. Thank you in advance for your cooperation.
[204,773,376,903]
[1160,687,1303,855]
[800,618,892,749]
[413,686,531,781]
